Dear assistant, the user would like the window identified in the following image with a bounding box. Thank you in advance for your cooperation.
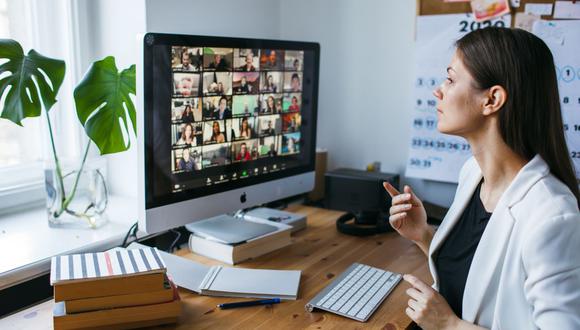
[0,0,85,212]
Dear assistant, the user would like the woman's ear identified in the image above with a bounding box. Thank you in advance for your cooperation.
[482,85,507,116]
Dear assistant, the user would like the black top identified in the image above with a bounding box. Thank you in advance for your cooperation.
[434,180,492,318]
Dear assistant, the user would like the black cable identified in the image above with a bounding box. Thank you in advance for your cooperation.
[122,222,138,248]
[167,229,182,252]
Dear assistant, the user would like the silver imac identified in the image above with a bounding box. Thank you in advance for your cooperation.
[137,33,320,235]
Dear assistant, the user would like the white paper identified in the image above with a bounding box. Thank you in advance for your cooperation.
[553,1,580,19]
[532,20,580,178]
[525,3,553,16]
[407,13,511,183]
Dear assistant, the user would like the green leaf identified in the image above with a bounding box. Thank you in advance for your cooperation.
[74,56,136,155]
[0,39,65,125]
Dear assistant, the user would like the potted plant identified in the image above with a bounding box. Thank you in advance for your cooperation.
[0,39,136,228]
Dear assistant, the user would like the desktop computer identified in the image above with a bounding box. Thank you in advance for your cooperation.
[136,33,320,235]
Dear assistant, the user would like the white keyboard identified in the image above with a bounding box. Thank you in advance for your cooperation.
[305,263,402,322]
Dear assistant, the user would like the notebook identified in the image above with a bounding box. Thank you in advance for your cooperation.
[128,242,301,300]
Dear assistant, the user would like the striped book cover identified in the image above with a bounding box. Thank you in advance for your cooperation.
[50,247,166,285]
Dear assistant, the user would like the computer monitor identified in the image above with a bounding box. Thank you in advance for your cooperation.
[137,33,320,234]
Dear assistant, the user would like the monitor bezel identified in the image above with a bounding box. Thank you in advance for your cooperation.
[142,32,320,210]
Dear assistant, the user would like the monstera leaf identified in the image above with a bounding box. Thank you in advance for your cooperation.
[0,39,65,125]
[74,56,136,155]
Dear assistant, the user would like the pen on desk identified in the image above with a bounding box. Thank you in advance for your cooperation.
[217,298,281,309]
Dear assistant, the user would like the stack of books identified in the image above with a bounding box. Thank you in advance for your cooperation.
[50,247,181,330]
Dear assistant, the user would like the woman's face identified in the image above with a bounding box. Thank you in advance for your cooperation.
[242,119,248,130]
[183,151,190,160]
[184,125,192,138]
[213,122,220,134]
[268,76,273,84]
[433,51,486,137]
[291,97,297,105]
[268,97,274,108]
[219,98,226,111]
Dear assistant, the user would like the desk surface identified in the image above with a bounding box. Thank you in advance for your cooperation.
[1,205,432,330]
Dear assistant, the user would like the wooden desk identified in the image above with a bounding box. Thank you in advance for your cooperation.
[0,205,432,329]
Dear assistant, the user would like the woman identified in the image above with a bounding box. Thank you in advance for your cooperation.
[264,74,277,93]
[176,123,196,146]
[240,117,252,139]
[384,28,580,329]
[263,95,275,113]
[209,121,225,144]
[181,104,194,122]
[288,96,300,112]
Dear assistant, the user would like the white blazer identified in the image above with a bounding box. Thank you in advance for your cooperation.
[428,155,580,329]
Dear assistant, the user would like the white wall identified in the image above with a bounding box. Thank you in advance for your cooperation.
[87,0,458,207]
[278,1,457,206]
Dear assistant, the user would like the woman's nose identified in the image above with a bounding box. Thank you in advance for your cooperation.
[433,86,443,100]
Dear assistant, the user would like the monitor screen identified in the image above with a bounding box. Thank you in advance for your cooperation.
[142,34,319,209]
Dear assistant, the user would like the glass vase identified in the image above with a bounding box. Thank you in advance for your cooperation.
[45,161,108,229]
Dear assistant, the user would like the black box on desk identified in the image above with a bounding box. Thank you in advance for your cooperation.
[324,169,399,221]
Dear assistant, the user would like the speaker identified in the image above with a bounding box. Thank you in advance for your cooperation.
[325,168,399,236]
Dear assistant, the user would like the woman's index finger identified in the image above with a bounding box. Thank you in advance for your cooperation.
[383,181,400,197]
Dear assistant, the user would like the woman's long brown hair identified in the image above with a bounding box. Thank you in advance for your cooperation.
[456,27,579,206]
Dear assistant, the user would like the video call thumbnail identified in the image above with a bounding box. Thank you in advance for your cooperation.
[172,47,203,72]
[283,93,301,113]
[232,95,260,117]
[172,147,202,172]
[173,73,201,97]
[260,71,283,93]
[281,132,300,155]
[232,139,259,162]
[284,50,303,71]
[234,48,260,72]
[259,135,281,158]
[231,117,256,140]
[203,72,233,96]
[260,49,285,70]
[172,122,203,147]
[203,47,233,71]
[203,96,233,120]
[282,113,301,133]
[257,114,282,137]
[202,143,232,168]
[283,72,302,92]
[172,98,203,122]
[260,94,283,114]
[233,72,260,94]
[203,120,232,145]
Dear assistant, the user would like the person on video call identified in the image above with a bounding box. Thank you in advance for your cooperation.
[240,117,252,139]
[176,49,195,71]
[383,28,580,330]
[262,120,275,136]
[235,142,252,162]
[275,98,283,114]
[207,121,225,144]
[178,149,195,172]
[213,96,231,119]
[238,52,256,71]
[181,104,194,122]
[236,76,252,94]
[176,123,196,146]
[288,96,300,112]
[267,143,277,157]
[263,95,275,114]
[175,76,194,97]
[253,97,262,115]
[293,58,300,71]
[263,74,277,93]
[209,54,228,70]
[290,73,301,92]
[216,82,225,95]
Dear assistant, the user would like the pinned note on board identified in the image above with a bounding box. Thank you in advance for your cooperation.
[553,1,580,19]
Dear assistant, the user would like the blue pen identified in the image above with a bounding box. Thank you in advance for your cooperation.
[217,298,281,309]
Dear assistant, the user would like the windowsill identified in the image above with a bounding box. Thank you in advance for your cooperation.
[0,195,138,290]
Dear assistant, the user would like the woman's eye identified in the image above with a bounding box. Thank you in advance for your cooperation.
[446,77,453,84]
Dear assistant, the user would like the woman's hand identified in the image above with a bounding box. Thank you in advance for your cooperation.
[404,274,460,330]
[383,182,431,244]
